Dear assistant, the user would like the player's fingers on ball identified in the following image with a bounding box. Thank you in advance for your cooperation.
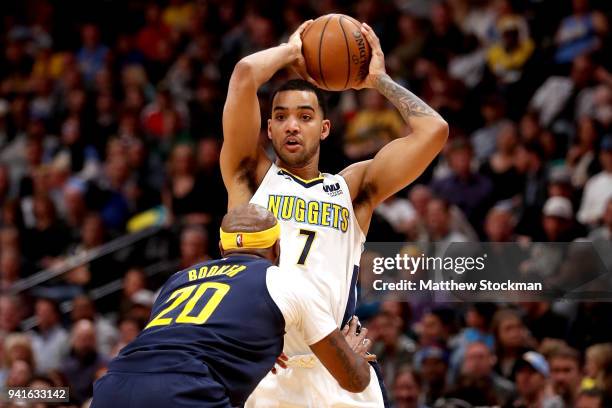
[365,30,381,49]
[360,28,375,47]
[300,19,314,32]
[360,22,372,35]
[280,352,288,361]
[341,324,350,336]
[361,24,381,47]
[272,367,277,375]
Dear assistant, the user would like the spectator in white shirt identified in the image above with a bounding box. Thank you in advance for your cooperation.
[588,197,612,273]
[376,194,418,235]
[588,197,612,241]
[529,55,595,128]
[578,135,612,226]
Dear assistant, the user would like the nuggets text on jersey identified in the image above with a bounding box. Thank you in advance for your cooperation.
[267,194,350,232]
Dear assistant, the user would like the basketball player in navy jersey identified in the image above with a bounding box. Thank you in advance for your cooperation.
[91,204,372,408]
[222,21,448,407]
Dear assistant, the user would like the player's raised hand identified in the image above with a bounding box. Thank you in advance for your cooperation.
[342,316,376,361]
[287,20,317,85]
[353,23,386,90]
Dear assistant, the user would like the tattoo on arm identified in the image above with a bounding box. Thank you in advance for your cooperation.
[328,333,367,391]
[374,74,442,121]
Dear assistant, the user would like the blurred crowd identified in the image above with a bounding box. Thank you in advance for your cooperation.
[0,0,611,407]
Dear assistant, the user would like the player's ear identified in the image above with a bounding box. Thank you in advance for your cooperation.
[320,119,331,141]
[267,119,273,140]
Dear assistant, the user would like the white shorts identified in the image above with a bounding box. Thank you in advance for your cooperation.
[245,355,386,408]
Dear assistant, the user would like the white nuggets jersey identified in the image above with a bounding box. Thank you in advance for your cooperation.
[251,162,365,356]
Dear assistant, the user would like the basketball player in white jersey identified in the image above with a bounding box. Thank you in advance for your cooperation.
[221,20,448,407]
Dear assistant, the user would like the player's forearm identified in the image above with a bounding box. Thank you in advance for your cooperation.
[314,331,371,393]
[235,43,300,87]
[349,354,372,393]
[333,349,371,393]
[373,73,448,139]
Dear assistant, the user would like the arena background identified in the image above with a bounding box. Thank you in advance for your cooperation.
[0,0,611,407]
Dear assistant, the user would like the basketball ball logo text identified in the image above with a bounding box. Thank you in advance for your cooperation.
[352,31,369,81]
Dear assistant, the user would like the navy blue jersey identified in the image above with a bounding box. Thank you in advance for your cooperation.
[108,255,285,406]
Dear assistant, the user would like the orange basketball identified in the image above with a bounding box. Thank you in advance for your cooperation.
[301,14,372,91]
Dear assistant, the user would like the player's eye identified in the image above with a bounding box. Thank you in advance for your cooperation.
[302,114,311,121]
[275,114,285,120]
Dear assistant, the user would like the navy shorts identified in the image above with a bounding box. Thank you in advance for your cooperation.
[91,372,232,408]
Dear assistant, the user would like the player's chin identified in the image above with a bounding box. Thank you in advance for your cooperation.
[279,148,306,164]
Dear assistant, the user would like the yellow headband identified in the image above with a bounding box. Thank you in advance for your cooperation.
[220,223,281,250]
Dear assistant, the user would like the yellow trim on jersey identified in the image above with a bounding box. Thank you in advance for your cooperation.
[219,223,280,250]
[278,167,324,183]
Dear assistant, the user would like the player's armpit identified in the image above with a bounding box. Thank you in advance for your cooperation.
[363,123,447,203]
[309,328,371,393]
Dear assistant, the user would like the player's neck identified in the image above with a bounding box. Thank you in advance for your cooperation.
[224,251,266,260]
[276,160,321,181]
[223,250,272,261]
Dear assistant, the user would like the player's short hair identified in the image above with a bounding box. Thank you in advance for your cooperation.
[271,79,328,118]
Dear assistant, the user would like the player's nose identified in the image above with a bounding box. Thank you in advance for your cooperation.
[285,116,300,133]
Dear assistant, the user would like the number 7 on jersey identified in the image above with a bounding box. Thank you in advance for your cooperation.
[297,229,316,265]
